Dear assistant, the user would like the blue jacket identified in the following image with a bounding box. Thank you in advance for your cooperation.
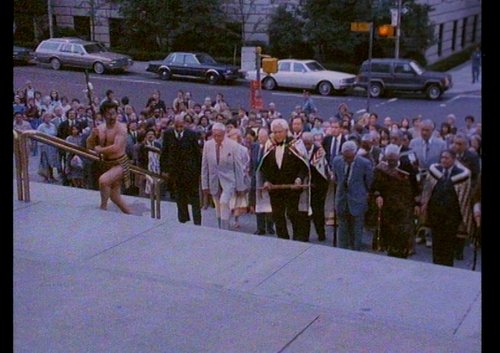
[333,155,373,216]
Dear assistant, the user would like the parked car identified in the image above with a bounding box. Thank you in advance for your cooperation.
[14,45,34,65]
[146,52,243,84]
[245,59,356,96]
[354,58,453,100]
[34,37,133,74]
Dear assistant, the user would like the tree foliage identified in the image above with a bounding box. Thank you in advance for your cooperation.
[116,0,239,56]
[267,5,311,59]
[302,0,372,62]
[266,0,435,65]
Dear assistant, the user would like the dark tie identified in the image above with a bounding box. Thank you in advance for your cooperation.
[216,143,221,165]
[344,162,351,189]
[330,137,338,165]
[423,140,430,163]
[443,168,449,180]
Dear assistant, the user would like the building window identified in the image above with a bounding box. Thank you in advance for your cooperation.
[471,15,478,43]
[461,17,468,48]
[451,20,457,51]
[74,16,90,40]
[437,23,444,56]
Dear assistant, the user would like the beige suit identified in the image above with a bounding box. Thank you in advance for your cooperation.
[201,138,246,227]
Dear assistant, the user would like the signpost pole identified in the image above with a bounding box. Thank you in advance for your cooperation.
[367,22,373,113]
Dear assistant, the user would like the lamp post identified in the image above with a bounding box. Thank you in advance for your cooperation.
[47,0,54,38]
[395,0,402,58]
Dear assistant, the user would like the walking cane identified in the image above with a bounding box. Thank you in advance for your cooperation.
[373,206,382,251]
[472,226,480,271]
[332,182,337,247]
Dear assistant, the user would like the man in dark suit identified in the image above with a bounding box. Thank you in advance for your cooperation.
[302,132,329,241]
[323,120,346,172]
[160,115,202,225]
[260,119,309,241]
[451,133,481,260]
[420,150,472,266]
[332,141,373,250]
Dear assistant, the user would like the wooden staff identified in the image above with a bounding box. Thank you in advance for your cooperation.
[257,184,312,190]
[84,69,96,128]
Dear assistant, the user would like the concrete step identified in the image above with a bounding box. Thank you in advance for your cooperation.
[14,181,481,352]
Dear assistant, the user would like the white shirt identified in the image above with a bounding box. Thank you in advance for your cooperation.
[275,144,285,169]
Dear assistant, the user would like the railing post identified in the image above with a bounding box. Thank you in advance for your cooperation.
[13,131,24,201]
[18,133,31,202]
[155,178,162,219]
[149,176,156,219]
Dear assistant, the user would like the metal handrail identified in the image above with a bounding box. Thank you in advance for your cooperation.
[14,129,165,219]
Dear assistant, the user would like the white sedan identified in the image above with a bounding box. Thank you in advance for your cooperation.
[245,59,356,96]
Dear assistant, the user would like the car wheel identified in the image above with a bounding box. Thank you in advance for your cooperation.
[426,84,442,100]
[93,62,105,75]
[369,82,383,98]
[206,72,219,85]
[262,77,277,90]
[160,69,171,81]
[317,81,333,96]
[50,58,61,71]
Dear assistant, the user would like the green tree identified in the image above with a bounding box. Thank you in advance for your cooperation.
[302,0,372,62]
[116,0,235,55]
[267,5,311,59]
[116,0,182,51]
[301,0,434,65]
[14,0,48,43]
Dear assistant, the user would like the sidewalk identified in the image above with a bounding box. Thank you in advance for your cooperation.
[14,182,481,353]
[446,60,482,94]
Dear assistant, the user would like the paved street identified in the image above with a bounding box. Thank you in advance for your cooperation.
[14,60,481,129]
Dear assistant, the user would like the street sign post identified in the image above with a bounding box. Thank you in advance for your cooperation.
[250,80,263,110]
[352,22,373,112]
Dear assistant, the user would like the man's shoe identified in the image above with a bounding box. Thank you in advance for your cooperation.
[267,229,275,235]
[254,230,265,235]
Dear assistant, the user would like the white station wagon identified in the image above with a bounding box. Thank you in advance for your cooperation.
[245,59,356,96]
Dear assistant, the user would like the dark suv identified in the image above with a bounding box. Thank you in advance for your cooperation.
[354,58,453,100]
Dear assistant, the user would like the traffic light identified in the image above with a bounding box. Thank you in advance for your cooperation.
[262,57,278,74]
[378,24,394,37]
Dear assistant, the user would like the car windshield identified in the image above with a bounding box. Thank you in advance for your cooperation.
[195,54,216,65]
[409,61,424,75]
[305,61,326,71]
[84,43,107,54]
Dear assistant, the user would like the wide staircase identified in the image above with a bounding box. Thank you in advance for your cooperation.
[13,131,481,353]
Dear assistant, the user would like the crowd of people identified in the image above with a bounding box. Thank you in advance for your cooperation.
[13,82,482,267]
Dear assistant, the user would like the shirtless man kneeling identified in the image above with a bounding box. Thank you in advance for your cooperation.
[87,101,132,214]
